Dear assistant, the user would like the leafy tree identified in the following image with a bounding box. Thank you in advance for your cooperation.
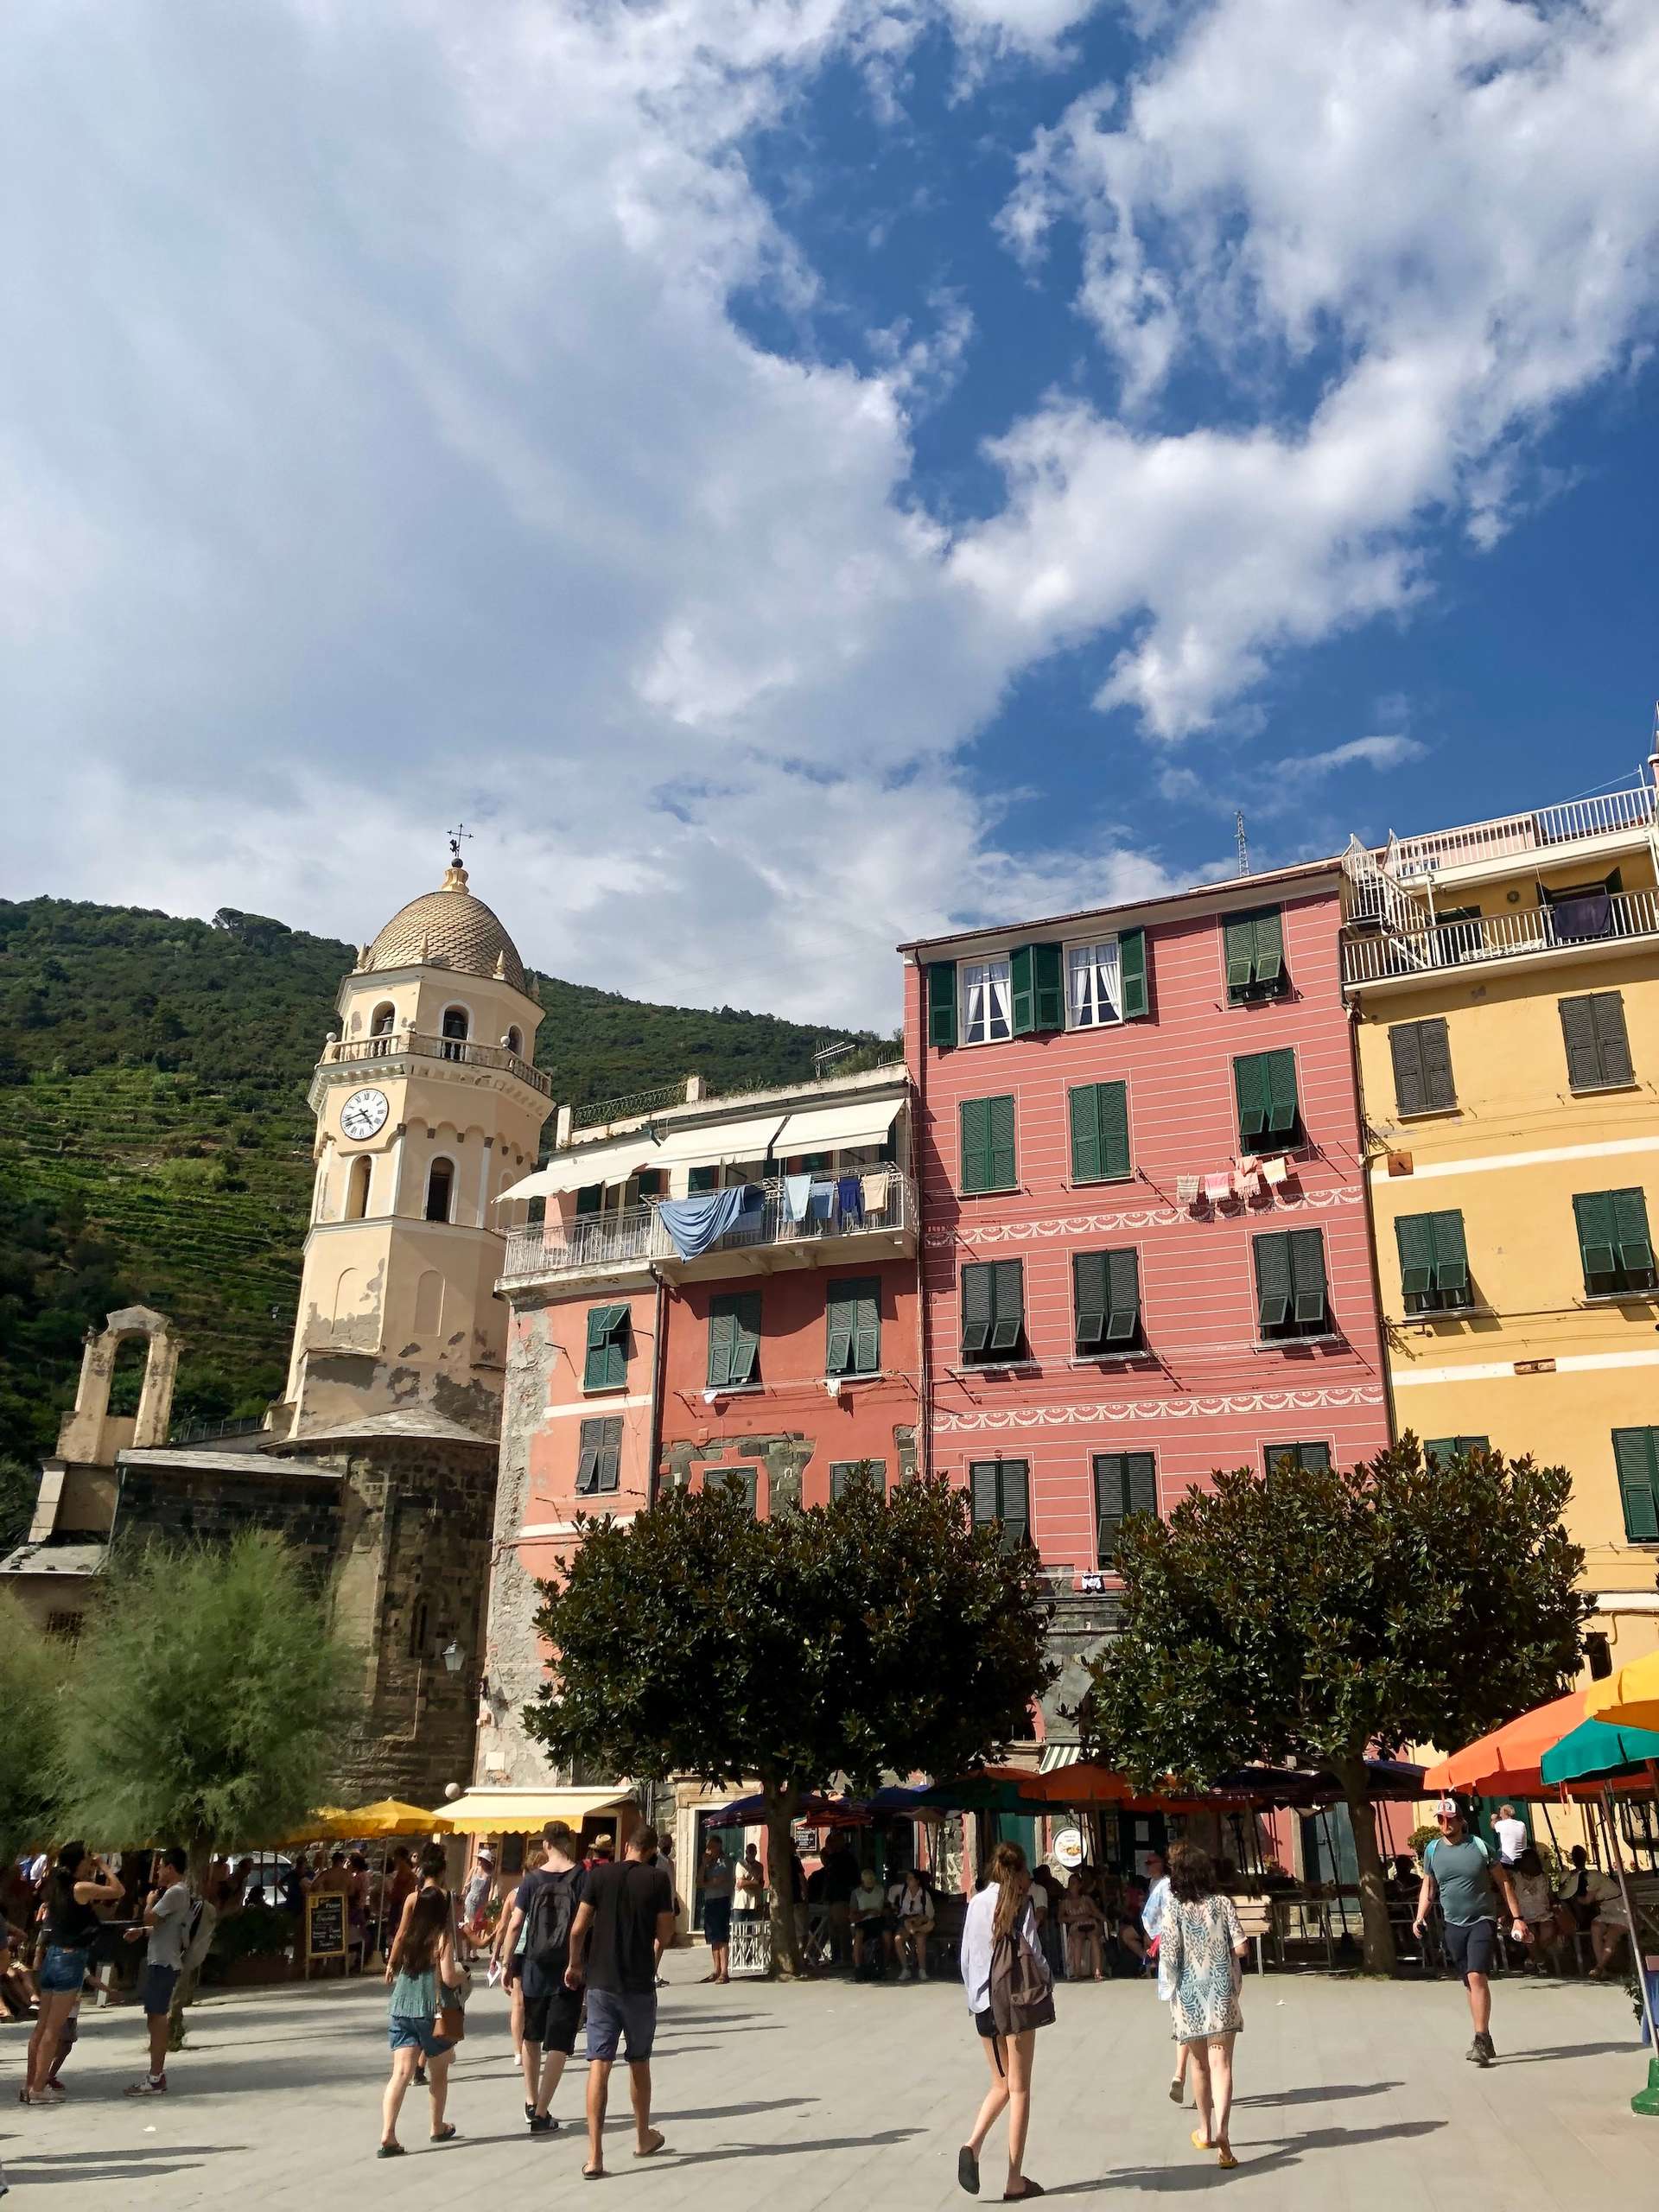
[0,1591,65,1862]
[526,1475,1055,1974]
[1086,1441,1588,1974]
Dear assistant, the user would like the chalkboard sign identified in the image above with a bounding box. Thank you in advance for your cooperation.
[306,1891,346,1966]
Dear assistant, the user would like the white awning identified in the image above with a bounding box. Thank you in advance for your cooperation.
[441,1785,636,1835]
[1038,1743,1083,1774]
[772,1093,904,1153]
[643,1110,788,1168]
[499,1135,661,1205]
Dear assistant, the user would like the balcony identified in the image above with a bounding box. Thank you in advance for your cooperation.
[1343,884,1659,986]
[499,1169,916,1288]
[1383,783,1654,886]
[315,1028,553,1097]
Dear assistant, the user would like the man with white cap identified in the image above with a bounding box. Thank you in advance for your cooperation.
[1414,1797,1526,2066]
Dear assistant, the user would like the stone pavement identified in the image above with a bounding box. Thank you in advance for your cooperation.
[1,1953,1654,2208]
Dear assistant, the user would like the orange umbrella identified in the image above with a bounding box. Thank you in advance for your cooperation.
[1421,1689,1589,1797]
[1020,1764,1134,1807]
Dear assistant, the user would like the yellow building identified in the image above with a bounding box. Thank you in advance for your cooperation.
[1344,768,1659,1677]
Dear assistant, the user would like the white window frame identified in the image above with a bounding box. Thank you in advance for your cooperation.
[1066,937,1123,1031]
[960,956,1013,1046]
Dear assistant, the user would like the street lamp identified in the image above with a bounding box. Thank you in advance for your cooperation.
[442,1640,462,1674]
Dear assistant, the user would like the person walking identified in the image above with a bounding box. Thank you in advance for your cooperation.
[499,1822,585,2134]
[1141,1851,1188,2104]
[699,1835,734,1984]
[24,1844,123,2104]
[957,1840,1050,2202]
[564,1823,677,2178]
[1492,1804,1528,1867]
[1414,1796,1526,2066]
[379,1886,463,2156]
[121,1847,192,2096]
[1160,1841,1247,2170]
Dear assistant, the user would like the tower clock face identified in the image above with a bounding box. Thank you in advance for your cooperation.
[340,1087,390,1141]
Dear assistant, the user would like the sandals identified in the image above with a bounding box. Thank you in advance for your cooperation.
[377,2143,405,2158]
[958,2145,980,2196]
[430,2124,457,2143]
[1217,2147,1238,2170]
[634,2131,666,2158]
[1190,2130,1213,2152]
[1002,2184,1044,2202]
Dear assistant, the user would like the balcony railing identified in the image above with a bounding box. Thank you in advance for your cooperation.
[319,1029,553,1096]
[499,1169,915,1285]
[1344,885,1659,984]
[1385,784,1654,882]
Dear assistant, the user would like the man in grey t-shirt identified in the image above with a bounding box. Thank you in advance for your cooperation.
[123,1847,192,2096]
[1414,1800,1525,2067]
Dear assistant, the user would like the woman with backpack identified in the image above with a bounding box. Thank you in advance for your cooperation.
[380,1879,464,2156]
[957,1840,1051,2201]
[1159,1841,1248,2171]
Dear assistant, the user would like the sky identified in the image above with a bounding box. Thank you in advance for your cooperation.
[4,0,1658,1033]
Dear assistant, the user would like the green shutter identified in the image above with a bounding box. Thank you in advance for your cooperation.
[729,1293,760,1384]
[707,1302,735,1388]
[1288,1228,1326,1325]
[853,1283,880,1374]
[997,1459,1030,1550]
[1234,1053,1268,1142]
[988,1094,1017,1190]
[1253,908,1284,987]
[1119,926,1149,1020]
[831,1459,884,1500]
[1560,996,1602,1090]
[989,1259,1024,1352]
[1105,1248,1140,1343]
[1033,943,1065,1031]
[961,1263,994,1355]
[1613,1429,1659,1542]
[1009,945,1036,1036]
[583,1304,628,1389]
[1224,914,1256,992]
[689,1165,718,1194]
[1614,1187,1654,1275]
[827,1278,880,1375]
[1592,993,1634,1085]
[926,961,957,1050]
[959,1097,990,1194]
[1396,1213,1436,1301]
[1418,1018,1456,1110]
[1575,1190,1618,1284]
[1069,1085,1101,1181]
[1074,1251,1108,1349]
[1255,1232,1292,1329]
[575,1420,601,1493]
[575,1184,602,1216]
[1099,1082,1130,1179]
[1389,1023,1427,1116]
[1432,1210,1469,1299]
[970,1460,1000,1524]
[1094,1452,1156,1563]
[720,1465,759,1515]
[1426,1435,1489,1469]
[1266,1050,1299,1135]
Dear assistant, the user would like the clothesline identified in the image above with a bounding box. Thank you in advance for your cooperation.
[1176,1157,1295,1211]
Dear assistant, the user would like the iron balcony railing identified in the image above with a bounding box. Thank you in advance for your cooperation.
[319,1029,553,1097]
[1343,884,1659,984]
[499,1169,915,1285]
[1384,784,1654,882]
[571,1082,689,1131]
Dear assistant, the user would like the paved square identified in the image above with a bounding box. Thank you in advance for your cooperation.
[3,1954,1654,2207]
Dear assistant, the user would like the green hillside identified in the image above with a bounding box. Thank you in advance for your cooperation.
[0,896,880,1493]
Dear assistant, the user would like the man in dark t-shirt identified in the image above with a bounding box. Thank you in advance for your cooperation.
[566,1824,677,2178]
[500,1822,585,2133]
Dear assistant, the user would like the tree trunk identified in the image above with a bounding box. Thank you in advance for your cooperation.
[761,1778,804,1980]
[1334,1757,1396,1976]
[168,1835,218,2053]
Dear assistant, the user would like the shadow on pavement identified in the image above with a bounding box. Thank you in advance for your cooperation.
[1235,2080,1402,2107]
[1499,2042,1637,2064]
[655,2125,924,2169]
[1046,2117,1447,2195]
[9,2145,245,2189]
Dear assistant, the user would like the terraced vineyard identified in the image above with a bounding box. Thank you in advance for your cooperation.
[0,894,873,1471]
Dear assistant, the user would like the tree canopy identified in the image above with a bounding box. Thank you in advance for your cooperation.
[527,1474,1055,1971]
[1086,1440,1588,1972]
[60,1529,353,1871]
[0,1591,64,1862]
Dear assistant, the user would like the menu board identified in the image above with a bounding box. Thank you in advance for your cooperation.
[306,1891,346,1963]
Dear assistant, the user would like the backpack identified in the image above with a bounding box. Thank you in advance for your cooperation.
[988,1915,1056,2037]
[524,1869,579,1974]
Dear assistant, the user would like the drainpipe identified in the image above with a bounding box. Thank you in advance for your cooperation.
[647,1265,668,1504]
[1347,991,1401,1452]
[912,955,933,1483]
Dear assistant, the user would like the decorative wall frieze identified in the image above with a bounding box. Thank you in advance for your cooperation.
[924,1185,1362,1248]
[937,1383,1385,1433]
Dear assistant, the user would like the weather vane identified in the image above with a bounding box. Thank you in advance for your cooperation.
[447,821,474,867]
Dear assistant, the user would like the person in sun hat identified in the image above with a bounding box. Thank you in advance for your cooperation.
[1414,1796,1526,2067]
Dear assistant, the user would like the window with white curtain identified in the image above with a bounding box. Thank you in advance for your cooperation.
[1067,938,1122,1028]
[961,958,1013,1045]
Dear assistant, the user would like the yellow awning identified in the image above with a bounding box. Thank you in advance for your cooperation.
[1586,1649,1659,1734]
[440,1785,635,1836]
[271,1801,450,1845]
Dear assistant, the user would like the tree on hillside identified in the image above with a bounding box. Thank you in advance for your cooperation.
[0,1591,65,1863]
[526,1474,1055,1975]
[60,1530,353,2037]
[1086,1440,1588,1974]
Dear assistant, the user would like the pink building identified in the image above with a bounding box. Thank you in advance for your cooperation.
[900,861,1390,1730]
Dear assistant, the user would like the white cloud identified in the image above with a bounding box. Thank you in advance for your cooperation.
[1287,735,1426,780]
[985,0,1659,734]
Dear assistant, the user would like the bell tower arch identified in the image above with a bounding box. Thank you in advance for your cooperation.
[276,850,554,1440]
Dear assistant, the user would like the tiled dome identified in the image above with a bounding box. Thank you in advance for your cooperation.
[364,864,528,993]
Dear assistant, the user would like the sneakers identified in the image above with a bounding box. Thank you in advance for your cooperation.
[528,2113,559,2134]
[1466,2033,1495,2067]
[899,1967,914,1983]
[918,1965,930,1981]
[27,2086,66,2105]
[124,2076,168,2097]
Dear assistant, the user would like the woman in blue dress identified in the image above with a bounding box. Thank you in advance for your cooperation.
[1159,1842,1247,2170]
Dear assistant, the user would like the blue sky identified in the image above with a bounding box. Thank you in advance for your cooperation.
[5,2,1658,1029]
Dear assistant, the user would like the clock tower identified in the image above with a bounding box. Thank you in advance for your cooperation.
[276,851,553,1441]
